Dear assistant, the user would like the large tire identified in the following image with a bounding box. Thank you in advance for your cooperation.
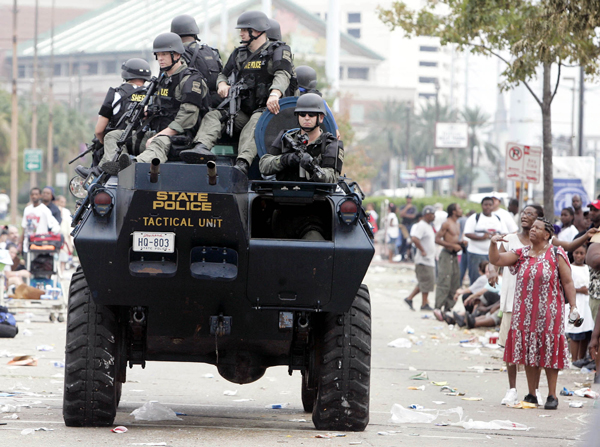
[312,284,371,431]
[63,268,120,427]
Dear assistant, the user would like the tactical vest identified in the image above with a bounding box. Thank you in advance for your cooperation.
[150,67,208,134]
[109,83,147,130]
[183,42,223,108]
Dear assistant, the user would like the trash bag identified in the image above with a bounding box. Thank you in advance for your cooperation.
[130,401,182,421]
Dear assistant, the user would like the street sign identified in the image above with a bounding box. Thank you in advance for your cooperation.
[505,142,542,184]
[24,149,43,173]
[435,123,468,148]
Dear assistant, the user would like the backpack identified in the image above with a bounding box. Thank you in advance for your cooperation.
[0,305,18,338]
[475,213,501,223]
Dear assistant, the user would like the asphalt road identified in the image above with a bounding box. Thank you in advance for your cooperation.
[0,262,596,446]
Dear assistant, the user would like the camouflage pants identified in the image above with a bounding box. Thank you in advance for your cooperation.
[102,129,173,165]
[193,109,264,164]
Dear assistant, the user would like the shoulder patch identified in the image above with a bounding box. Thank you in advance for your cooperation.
[282,50,292,63]
[192,81,204,94]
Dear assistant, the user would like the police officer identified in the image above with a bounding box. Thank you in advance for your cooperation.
[267,18,281,41]
[180,11,294,175]
[75,58,151,177]
[259,93,342,183]
[295,65,339,138]
[101,32,211,173]
[171,14,223,108]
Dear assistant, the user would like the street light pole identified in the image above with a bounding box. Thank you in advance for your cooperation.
[563,76,576,156]
[10,0,19,225]
[578,66,585,156]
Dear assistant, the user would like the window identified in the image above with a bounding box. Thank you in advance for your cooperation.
[348,67,369,80]
[350,104,365,123]
[54,63,61,76]
[419,61,438,67]
[419,45,439,52]
[86,62,98,75]
[347,28,361,39]
[348,13,361,23]
[339,66,344,79]
[18,65,26,77]
[104,60,117,74]
[419,93,436,99]
[419,76,438,84]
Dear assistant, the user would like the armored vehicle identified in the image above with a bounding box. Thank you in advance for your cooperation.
[64,99,374,431]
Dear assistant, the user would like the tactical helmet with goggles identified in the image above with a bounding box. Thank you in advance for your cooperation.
[121,58,151,81]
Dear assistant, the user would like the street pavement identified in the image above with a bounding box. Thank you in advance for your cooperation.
[0,262,597,446]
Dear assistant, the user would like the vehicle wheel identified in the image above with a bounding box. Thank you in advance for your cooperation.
[57,313,65,323]
[49,313,56,322]
[63,267,119,427]
[301,370,316,413]
[312,284,371,431]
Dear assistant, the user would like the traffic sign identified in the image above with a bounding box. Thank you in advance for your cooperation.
[24,149,43,173]
[435,123,468,148]
[505,142,541,184]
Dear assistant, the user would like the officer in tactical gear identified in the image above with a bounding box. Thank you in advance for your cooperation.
[101,32,211,173]
[75,58,151,178]
[267,18,281,41]
[180,10,294,175]
[259,92,343,183]
[294,65,339,138]
[171,14,223,108]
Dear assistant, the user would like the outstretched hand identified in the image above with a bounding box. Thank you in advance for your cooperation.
[586,227,599,239]
[490,234,508,244]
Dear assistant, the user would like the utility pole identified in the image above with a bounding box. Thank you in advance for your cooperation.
[262,0,272,16]
[578,66,585,156]
[9,0,19,225]
[220,0,228,51]
[404,101,411,168]
[30,0,39,188]
[326,0,340,112]
[46,0,55,187]
[203,0,210,45]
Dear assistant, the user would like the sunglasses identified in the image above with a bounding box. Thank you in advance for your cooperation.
[296,112,319,118]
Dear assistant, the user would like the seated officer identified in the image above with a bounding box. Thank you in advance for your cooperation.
[101,32,210,174]
[259,93,343,184]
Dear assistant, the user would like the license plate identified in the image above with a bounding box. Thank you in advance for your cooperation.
[132,232,175,253]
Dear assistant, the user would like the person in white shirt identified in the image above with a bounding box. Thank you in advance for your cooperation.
[404,207,436,311]
[463,196,508,284]
[557,207,579,242]
[491,193,518,234]
[0,189,10,220]
[20,187,60,253]
[384,203,399,262]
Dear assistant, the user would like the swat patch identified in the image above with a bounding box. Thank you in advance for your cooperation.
[192,81,203,94]
[282,50,292,63]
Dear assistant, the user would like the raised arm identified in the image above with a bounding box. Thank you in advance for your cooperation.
[553,227,598,252]
[488,234,519,266]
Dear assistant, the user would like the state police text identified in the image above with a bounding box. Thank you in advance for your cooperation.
[153,191,212,211]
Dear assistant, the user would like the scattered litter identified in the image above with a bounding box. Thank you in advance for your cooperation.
[408,404,425,410]
[421,315,432,319]
[506,401,537,409]
[410,372,428,380]
[52,361,65,368]
[574,388,599,399]
[289,418,307,422]
[315,433,346,438]
[574,381,592,388]
[130,444,167,446]
[452,419,530,431]
[378,431,400,435]
[389,404,464,424]
[435,422,449,426]
[36,345,54,352]
[404,325,415,334]
[432,401,445,405]
[388,338,412,348]
[408,366,417,371]
[7,356,37,366]
[223,390,238,396]
[130,401,182,421]
[482,343,500,350]
[431,381,448,386]
[21,427,53,435]
[202,373,214,378]
[407,385,426,391]
[266,403,289,409]
[461,397,483,401]
[581,367,592,374]
[3,414,19,419]
[0,350,11,357]
[467,348,483,356]
[468,366,485,373]
[349,442,363,445]
[111,426,128,433]
[539,415,551,417]
[1,405,18,413]
[51,373,63,378]
[22,329,32,336]
[440,386,456,392]
[233,399,254,402]
[430,335,439,339]
[560,387,574,396]
[569,401,584,408]
[460,343,482,348]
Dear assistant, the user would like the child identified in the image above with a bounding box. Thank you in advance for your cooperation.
[566,245,594,362]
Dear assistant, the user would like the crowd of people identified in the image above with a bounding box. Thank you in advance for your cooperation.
[368,193,600,410]
[1,186,74,294]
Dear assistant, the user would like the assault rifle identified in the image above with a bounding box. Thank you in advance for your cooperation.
[69,137,102,165]
[218,73,248,137]
[71,74,162,230]
[282,132,325,181]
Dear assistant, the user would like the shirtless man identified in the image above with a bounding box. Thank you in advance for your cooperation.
[573,195,587,233]
[434,203,464,312]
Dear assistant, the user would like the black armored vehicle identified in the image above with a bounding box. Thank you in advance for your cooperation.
[64,99,374,431]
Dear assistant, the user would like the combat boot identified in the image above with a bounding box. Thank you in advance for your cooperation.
[234,158,249,176]
[75,165,101,178]
[180,143,217,164]
[102,153,135,175]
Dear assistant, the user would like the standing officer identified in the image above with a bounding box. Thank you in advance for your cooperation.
[171,14,223,108]
[294,65,339,137]
[101,32,210,173]
[259,93,342,183]
[75,58,151,177]
[180,11,294,175]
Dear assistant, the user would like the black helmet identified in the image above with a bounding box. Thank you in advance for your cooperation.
[153,32,185,54]
[295,93,326,114]
[296,66,318,90]
[171,14,199,36]
[235,11,271,32]
[121,58,151,81]
[266,19,281,41]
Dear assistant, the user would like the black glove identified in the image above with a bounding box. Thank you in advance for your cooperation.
[280,152,301,168]
[300,152,316,174]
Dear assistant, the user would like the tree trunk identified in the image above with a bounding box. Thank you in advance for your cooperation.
[469,131,474,194]
[541,62,554,218]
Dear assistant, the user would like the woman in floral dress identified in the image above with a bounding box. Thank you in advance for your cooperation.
[489,218,577,410]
